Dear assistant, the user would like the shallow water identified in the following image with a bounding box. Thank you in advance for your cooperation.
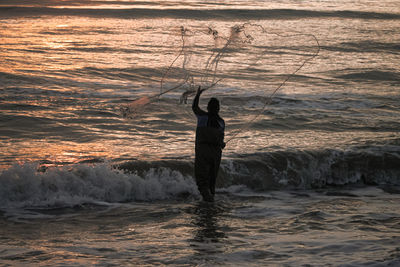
[1,187,400,266]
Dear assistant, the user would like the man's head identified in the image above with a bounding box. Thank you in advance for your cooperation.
[207,97,220,114]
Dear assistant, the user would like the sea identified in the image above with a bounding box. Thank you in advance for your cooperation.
[1,0,400,266]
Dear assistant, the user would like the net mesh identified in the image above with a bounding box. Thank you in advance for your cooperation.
[121,23,320,140]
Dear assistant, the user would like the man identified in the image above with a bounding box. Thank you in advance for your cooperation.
[192,86,225,202]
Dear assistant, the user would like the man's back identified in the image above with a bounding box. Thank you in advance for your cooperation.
[192,90,225,149]
[192,86,225,202]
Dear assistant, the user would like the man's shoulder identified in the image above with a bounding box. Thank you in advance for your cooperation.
[196,113,208,119]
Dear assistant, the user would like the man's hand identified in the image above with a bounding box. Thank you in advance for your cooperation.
[197,86,205,95]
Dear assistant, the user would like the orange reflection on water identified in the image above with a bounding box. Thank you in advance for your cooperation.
[4,140,109,167]
[0,17,169,81]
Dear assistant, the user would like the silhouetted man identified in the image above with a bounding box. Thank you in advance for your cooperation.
[192,86,225,202]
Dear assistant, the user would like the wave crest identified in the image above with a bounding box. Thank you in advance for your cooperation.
[1,144,399,209]
[0,163,198,209]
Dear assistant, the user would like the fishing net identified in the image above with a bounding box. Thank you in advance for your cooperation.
[121,23,319,140]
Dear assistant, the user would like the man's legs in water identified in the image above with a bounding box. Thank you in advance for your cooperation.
[195,147,213,202]
[209,151,221,197]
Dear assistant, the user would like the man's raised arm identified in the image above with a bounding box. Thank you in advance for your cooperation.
[192,86,206,115]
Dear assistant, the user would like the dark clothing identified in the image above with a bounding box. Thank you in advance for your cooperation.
[195,144,221,200]
[192,92,225,202]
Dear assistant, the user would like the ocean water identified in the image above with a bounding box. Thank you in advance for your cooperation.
[1,0,400,266]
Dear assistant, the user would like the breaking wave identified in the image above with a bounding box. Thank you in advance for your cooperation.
[0,163,199,209]
[1,144,399,209]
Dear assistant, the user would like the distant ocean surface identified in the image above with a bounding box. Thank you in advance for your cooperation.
[1,0,400,266]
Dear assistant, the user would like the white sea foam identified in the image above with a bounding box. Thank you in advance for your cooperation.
[0,163,199,209]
